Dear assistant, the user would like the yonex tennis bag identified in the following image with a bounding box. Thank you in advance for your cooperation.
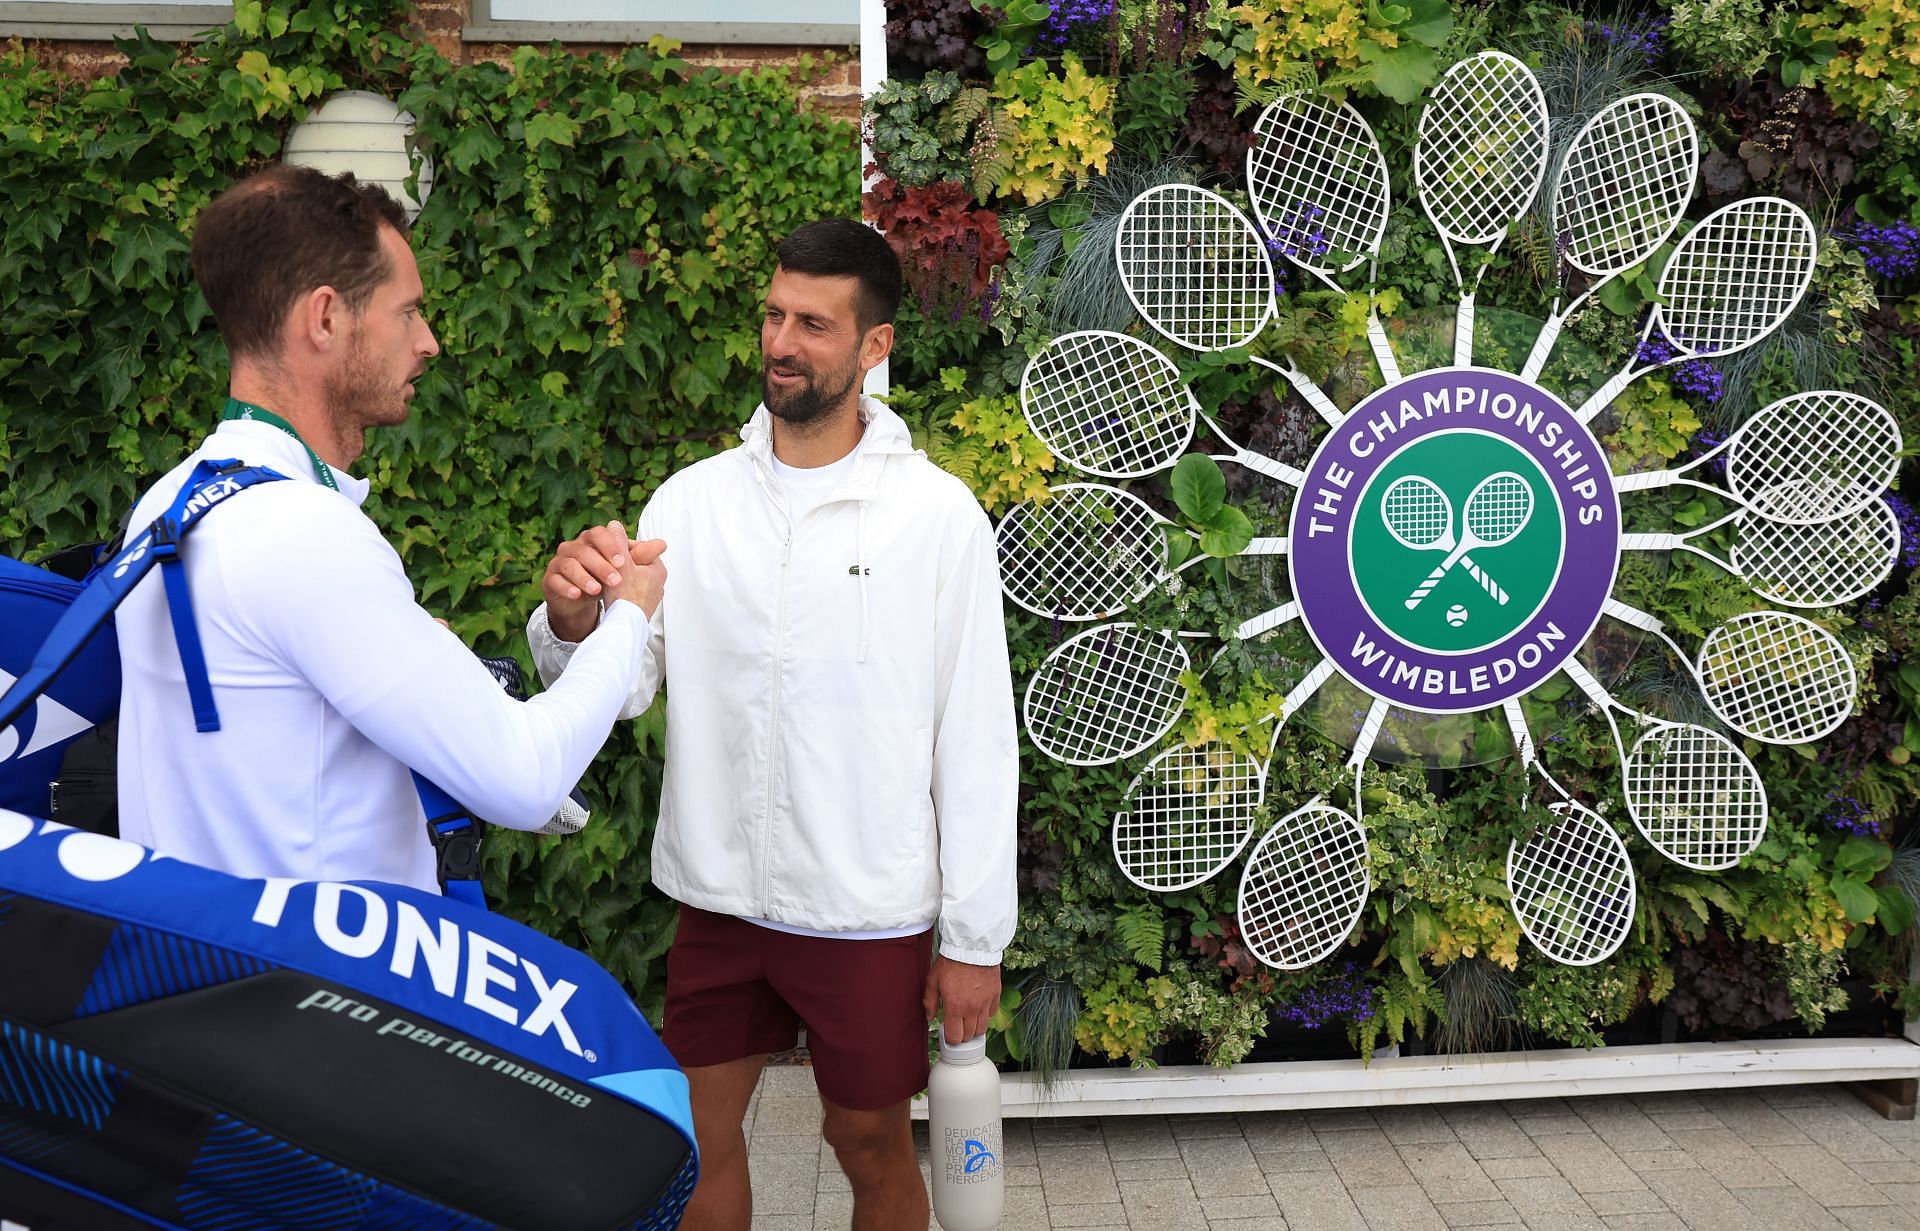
[0,812,697,1230]
[0,555,116,822]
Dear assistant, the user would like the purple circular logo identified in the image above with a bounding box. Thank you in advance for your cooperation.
[1288,367,1620,713]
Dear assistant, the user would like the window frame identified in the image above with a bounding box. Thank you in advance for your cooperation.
[462,0,856,45]
[0,0,230,39]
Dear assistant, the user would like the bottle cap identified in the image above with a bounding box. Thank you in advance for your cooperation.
[938,1033,989,1063]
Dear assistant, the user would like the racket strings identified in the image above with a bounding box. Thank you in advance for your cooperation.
[1730,497,1899,608]
[1698,613,1855,744]
[1024,333,1195,478]
[1114,744,1265,892]
[1657,201,1815,355]
[1727,393,1901,521]
[998,485,1165,620]
[1624,725,1768,869]
[1417,60,1548,242]
[1382,479,1451,546]
[1025,624,1191,766]
[1556,97,1695,273]
[1237,804,1370,969]
[1508,809,1635,965]
[1249,96,1389,273]
[1117,187,1272,351]
[1465,475,1532,542]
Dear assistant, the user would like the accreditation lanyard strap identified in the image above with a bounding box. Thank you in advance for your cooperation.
[221,398,338,492]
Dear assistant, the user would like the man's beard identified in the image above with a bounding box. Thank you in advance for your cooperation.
[324,334,412,435]
[763,358,858,426]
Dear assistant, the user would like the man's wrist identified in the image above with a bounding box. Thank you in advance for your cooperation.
[548,601,600,644]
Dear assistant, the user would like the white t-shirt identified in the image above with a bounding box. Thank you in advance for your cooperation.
[743,445,927,943]
[115,419,650,892]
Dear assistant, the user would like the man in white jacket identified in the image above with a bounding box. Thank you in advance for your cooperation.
[527,220,1017,1230]
[117,164,666,893]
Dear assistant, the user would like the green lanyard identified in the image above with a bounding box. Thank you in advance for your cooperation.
[221,398,338,491]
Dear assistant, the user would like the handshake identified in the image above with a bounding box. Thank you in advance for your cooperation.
[542,520,668,642]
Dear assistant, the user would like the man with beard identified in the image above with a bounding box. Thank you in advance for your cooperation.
[526,220,1016,1231]
[114,164,666,891]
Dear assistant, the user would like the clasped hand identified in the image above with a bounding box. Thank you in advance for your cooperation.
[542,520,668,641]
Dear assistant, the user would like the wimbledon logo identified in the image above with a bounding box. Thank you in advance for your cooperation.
[1290,367,1620,713]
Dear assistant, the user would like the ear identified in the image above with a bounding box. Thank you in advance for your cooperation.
[287,284,347,356]
[858,321,894,375]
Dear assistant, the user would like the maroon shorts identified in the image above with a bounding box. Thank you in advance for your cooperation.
[661,905,934,1110]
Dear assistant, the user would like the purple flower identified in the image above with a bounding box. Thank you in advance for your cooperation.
[1841,220,1919,280]
[1671,360,1724,405]
[1035,0,1113,49]
[1887,494,1920,570]
[1822,791,1877,836]
[1275,962,1375,1029]
[1590,18,1666,64]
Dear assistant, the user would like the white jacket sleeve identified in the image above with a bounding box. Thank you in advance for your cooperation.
[229,499,651,833]
[929,505,1019,966]
[527,501,667,722]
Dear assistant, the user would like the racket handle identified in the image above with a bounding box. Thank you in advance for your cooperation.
[1237,600,1301,640]
[1236,450,1307,487]
[1612,469,1678,493]
[1254,356,1343,428]
[1459,554,1509,605]
[1575,368,1635,425]
[1617,532,1678,551]
[1520,314,1564,382]
[1453,293,1476,368]
[1405,560,1450,610]
[1366,311,1402,385]
[1242,536,1291,556]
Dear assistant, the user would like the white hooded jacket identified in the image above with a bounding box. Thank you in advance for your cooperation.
[528,397,1019,965]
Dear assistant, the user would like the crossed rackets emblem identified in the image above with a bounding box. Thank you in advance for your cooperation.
[1380,471,1534,611]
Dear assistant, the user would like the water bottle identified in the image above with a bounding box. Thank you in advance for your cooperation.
[928,1033,1004,1231]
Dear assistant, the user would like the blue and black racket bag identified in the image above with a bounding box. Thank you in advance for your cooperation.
[0,814,697,1230]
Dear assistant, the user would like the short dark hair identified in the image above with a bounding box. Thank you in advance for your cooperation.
[190,164,411,361]
[774,219,902,331]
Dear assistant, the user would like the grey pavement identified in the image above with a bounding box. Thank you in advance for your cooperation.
[741,1065,1920,1230]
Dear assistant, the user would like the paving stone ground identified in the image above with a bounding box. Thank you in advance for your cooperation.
[740,1067,1920,1230]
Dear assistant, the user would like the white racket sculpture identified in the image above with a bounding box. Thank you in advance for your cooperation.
[1615,390,1904,523]
[997,483,1289,621]
[1603,600,1856,744]
[1503,701,1638,966]
[1521,93,1699,381]
[1248,92,1402,383]
[1413,50,1549,366]
[1116,184,1347,428]
[1024,622,1196,766]
[1382,472,1534,609]
[1619,491,1900,609]
[1236,695,1383,970]
[1114,740,1269,892]
[1560,659,1768,870]
[1574,197,1818,425]
[1020,330,1305,485]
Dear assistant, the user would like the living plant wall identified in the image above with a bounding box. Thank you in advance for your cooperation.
[0,0,858,1018]
[872,0,1920,1072]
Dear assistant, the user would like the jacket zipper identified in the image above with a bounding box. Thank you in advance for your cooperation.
[762,486,793,916]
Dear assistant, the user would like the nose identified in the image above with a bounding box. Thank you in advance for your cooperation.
[418,316,441,360]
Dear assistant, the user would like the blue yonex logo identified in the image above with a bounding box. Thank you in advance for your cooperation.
[963,1139,995,1174]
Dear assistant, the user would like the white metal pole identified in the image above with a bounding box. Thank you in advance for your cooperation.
[859,0,890,397]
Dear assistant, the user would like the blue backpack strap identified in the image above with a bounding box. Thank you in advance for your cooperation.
[414,771,487,909]
[0,460,285,737]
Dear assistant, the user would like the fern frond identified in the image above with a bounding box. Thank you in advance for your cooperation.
[1115,903,1167,971]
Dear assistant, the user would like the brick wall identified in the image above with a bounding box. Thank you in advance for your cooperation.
[23,1,862,118]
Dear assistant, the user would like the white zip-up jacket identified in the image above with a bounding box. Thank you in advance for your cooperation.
[528,398,1018,965]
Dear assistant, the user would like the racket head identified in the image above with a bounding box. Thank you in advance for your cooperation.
[1247,92,1391,275]
[1695,610,1856,744]
[1551,93,1697,277]
[1464,471,1533,546]
[1113,740,1267,892]
[1506,803,1637,966]
[1116,184,1274,352]
[1021,331,1198,480]
[1380,475,1453,550]
[1236,800,1371,970]
[1622,722,1768,870]
[1024,622,1192,766]
[996,483,1166,621]
[1654,197,1817,359]
[1726,391,1903,523]
[1732,495,1901,609]
[1413,50,1549,245]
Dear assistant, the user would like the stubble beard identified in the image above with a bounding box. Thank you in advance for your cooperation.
[324,330,413,449]
[763,360,859,427]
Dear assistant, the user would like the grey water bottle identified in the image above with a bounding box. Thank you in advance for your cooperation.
[928,1033,1004,1231]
